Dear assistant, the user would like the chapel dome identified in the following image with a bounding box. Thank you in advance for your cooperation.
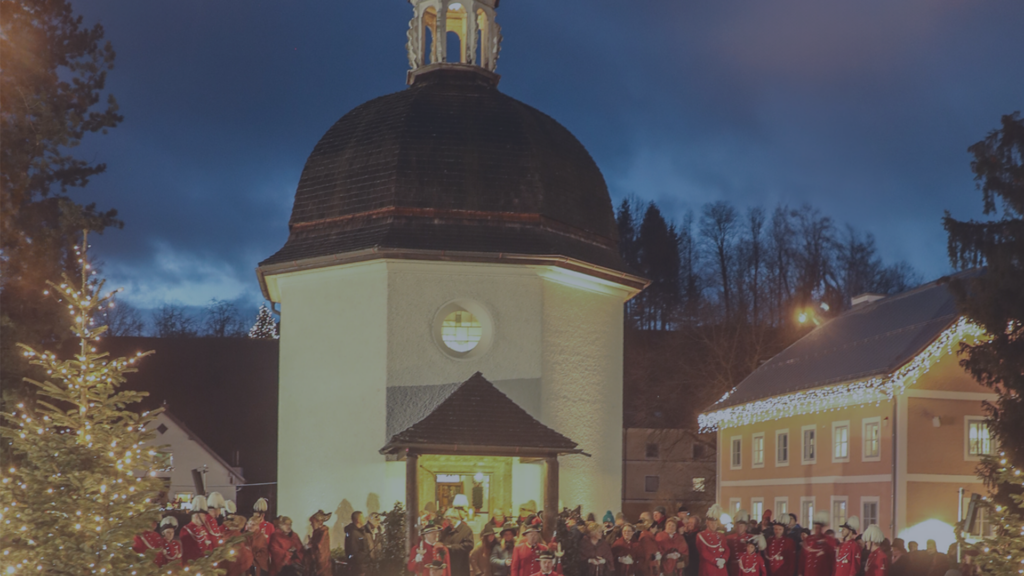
[261,66,628,276]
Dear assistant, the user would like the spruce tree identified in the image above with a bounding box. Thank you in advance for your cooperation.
[248,304,279,339]
[0,234,238,575]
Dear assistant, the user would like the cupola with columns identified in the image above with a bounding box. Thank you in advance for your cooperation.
[406,0,502,82]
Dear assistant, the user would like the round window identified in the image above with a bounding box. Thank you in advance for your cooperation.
[433,300,493,359]
[441,310,482,352]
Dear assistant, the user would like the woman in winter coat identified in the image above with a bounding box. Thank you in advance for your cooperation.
[578,522,615,576]
[268,516,305,576]
[657,518,689,576]
[612,524,645,576]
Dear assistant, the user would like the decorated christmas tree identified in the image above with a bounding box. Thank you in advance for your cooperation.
[963,455,1024,576]
[248,303,279,339]
[0,234,239,575]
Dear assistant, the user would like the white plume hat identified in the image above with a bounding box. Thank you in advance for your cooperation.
[813,511,830,526]
[254,497,269,513]
[734,509,751,523]
[225,500,237,514]
[191,495,208,512]
[841,516,860,533]
[863,525,884,543]
[207,492,226,509]
[706,504,724,521]
[160,516,179,529]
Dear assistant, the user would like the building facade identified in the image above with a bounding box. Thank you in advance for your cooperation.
[700,278,997,549]
[622,428,716,519]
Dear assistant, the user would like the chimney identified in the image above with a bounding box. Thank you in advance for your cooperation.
[851,293,886,307]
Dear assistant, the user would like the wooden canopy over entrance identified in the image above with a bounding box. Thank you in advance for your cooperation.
[379,372,584,551]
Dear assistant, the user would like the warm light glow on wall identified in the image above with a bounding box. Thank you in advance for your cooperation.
[898,519,957,551]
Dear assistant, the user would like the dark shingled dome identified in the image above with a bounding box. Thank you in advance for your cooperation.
[261,66,626,274]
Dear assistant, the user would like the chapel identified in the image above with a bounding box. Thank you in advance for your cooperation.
[257,0,646,543]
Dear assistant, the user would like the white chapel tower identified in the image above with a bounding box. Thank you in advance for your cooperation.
[257,0,646,542]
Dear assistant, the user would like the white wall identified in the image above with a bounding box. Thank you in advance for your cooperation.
[145,413,240,502]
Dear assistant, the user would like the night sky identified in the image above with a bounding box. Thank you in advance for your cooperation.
[71,0,1024,314]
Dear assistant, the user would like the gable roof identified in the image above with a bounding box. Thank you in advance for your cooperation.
[710,274,972,411]
[159,409,245,484]
[380,372,581,456]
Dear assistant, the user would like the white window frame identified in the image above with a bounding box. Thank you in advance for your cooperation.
[776,429,790,467]
[774,497,789,518]
[800,497,815,529]
[801,425,817,465]
[731,435,743,470]
[860,496,880,528]
[832,420,851,463]
[730,498,742,513]
[751,498,764,520]
[862,417,882,462]
[752,432,766,469]
[964,416,993,461]
[830,496,849,530]
[692,477,707,492]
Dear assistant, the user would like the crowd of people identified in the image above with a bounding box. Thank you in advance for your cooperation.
[132,493,386,576]
[407,502,980,576]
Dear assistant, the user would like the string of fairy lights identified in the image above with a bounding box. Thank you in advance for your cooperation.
[698,317,987,432]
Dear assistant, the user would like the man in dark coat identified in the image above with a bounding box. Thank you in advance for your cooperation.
[346,511,373,576]
[443,508,476,576]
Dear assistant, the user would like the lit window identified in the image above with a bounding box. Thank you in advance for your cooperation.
[646,443,659,459]
[752,434,765,467]
[863,420,880,460]
[173,492,194,510]
[968,420,992,456]
[832,499,847,530]
[441,310,482,352]
[775,498,788,516]
[731,437,742,469]
[862,500,878,528]
[802,427,816,463]
[693,478,706,492]
[800,499,814,528]
[751,499,764,519]
[645,476,660,493]
[777,431,789,465]
[833,423,849,461]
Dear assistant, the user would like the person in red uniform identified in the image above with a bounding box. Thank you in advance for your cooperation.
[159,517,183,566]
[220,514,254,576]
[726,512,752,576]
[799,513,833,576]
[697,505,730,576]
[611,523,643,576]
[531,550,560,576]
[833,517,862,576]
[306,510,333,576]
[254,497,276,538]
[638,521,662,576]
[738,535,767,576]
[132,521,164,558]
[657,517,688,576]
[182,496,215,563]
[205,492,228,547]
[862,526,889,576]
[268,516,305,576]
[512,520,549,576]
[765,522,796,576]
[411,522,452,576]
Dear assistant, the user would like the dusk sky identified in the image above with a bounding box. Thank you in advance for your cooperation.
[72,0,1024,314]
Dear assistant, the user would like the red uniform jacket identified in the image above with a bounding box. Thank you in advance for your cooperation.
[161,539,182,566]
[737,552,767,576]
[269,530,305,576]
[864,548,889,576]
[259,520,276,538]
[181,521,214,563]
[833,540,862,576]
[133,531,163,555]
[696,530,729,576]
[221,528,254,576]
[799,534,833,576]
[656,531,688,575]
[725,533,750,576]
[407,540,451,576]
[204,513,226,546]
[766,536,796,576]
[512,542,549,576]
[611,537,644,576]
[249,529,270,572]
[639,531,661,576]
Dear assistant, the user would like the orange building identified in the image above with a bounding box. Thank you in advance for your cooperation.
[699,278,997,548]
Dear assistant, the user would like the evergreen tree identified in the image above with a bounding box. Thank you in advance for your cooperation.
[943,112,1024,469]
[961,460,1024,576]
[0,234,238,575]
[249,304,279,339]
[1,0,124,400]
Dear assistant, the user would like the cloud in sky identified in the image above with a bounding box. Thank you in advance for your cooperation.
[70,0,1023,310]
